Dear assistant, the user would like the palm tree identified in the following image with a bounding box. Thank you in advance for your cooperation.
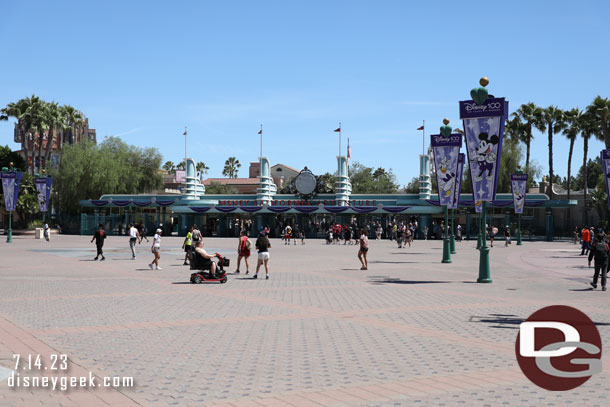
[41,102,69,172]
[588,96,610,148]
[176,161,185,171]
[511,102,542,174]
[196,161,209,175]
[579,112,597,225]
[163,161,175,174]
[534,106,565,200]
[562,108,583,201]
[222,157,241,178]
[59,105,84,148]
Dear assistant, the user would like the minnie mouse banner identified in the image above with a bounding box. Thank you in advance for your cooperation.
[430,134,463,207]
[601,149,610,210]
[1,171,22,211]
[510,173,528,214]
[449,153,465,209]
[459,98,508,203]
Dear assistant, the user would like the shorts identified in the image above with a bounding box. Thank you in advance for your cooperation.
[359,247,369,253]
[258,252,270,261]
[184,245,191,253]
[239,249,251,257]
[152,246,160,253]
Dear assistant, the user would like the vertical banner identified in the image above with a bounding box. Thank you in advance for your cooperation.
[601,150,610,210]
[449,153,465,209]
[510,173,528,214]
[430,134,463,207]
[474,200,482,213]
[35,177,53,212]
[1,171,23,211]
[460,98,508,203]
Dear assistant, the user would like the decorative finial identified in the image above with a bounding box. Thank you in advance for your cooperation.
[440,119,452,138]
[470,77,489,106]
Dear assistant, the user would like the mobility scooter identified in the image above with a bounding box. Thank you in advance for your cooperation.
[190,250,229,284]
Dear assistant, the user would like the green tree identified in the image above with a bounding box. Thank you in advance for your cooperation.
[204,181,238,194]
[496,136,524,193]
[51,138,163,213]
[562,108,583,202]
[58,105,84,149]
[222,157,241,178]
[349,162,399,193]
[163,161,175,173]
[14,173,40,228]
[511,102,542,174]
[587,95,610,148]
[176,161,185,171]
[0,145,26,171]
[535,106,565,199]
[196,161,209,175]
[316,172,336,193]
[404,177,420,194]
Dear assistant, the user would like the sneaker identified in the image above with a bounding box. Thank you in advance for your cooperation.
[253,274,258,279]
[590,282,597,289]
[156,266,162,270]
[603,287,607,291]
[183,262,189,266]
[93,257,98,261]
[234,270,240,274]
[148,264,154,270]
[101,257,105,261]
[266,275,269,280]
[245,271,249,275]
[132,257,136,260]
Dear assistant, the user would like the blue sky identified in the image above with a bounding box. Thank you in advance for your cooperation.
[1,0,609,186]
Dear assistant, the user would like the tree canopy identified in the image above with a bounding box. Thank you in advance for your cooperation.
[50,137,163,213]
[349,162,399,193]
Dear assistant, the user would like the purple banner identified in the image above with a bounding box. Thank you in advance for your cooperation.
[382,206,409,213]
[449,153,465,209]
[1,171,22,211]
[324,206,349,213]
[602,150,610,211]
[510,173,528,214]
[156,199,176,207]
[240,206,263,213]
[351,206,378,214]
[35,177,52,212]
[112,200,132,207]
[460,100,508,203]
[133,201,152,207]
[431,133,462,207]
[190,207,211,213]
[293,206,319,213]
[215,206,237,213]
[91,200,109,206]
[459,97,507,119]
[268,206,293,213]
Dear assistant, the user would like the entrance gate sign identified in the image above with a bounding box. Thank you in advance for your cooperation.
[430,133,463,207]
[510,173,528,214]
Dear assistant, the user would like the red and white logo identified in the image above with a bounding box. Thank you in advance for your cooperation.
[516,305,603,391]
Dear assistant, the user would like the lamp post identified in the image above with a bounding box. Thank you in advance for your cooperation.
[1,164,23,243]
[430,119,463,264]
[450,209,456,254]
[459,77,508,283]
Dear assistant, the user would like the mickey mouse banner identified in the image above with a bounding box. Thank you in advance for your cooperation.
[601,149,610,210]
[430,134,463,207]
[449,153,465,209]
[1,171,23,211]
[35,177,53,212]
[459,97,508,203]
[510,173,528,214]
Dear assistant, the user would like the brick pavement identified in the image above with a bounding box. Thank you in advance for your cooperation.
[0,235,608,406]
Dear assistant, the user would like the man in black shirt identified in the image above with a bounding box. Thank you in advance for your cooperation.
[254,231,272,279]
[91,224,107,261]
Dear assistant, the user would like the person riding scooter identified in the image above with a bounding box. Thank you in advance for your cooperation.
[193,240,218,278]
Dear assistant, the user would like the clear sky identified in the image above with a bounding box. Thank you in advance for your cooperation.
[1,0,609,186]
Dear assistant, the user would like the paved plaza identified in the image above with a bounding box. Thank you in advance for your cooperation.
[0,234,609,406]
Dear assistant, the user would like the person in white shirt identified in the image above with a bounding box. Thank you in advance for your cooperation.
[129,224,140,259]
[149,228,162,270]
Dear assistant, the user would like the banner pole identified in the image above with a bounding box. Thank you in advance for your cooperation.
[477,201,492,282]
[7,210,12,243]
[517,213,523,245]
[450,208,456,254]
[442,205,452,263]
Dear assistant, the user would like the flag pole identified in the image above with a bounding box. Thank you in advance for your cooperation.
[184,126,187,165]
[338,122,342,158]
[422,120,425,156]
[259,124,263,160]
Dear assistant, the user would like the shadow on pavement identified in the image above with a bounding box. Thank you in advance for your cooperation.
[367,276,451,285]
[471,313,610,328]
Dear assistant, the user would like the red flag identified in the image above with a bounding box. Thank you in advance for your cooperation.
[334,127,341,132]
[417,125,424,130]
[347,140,351,159]
[258,130,262,135]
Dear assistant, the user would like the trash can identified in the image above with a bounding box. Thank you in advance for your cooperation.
[35,228,43,239]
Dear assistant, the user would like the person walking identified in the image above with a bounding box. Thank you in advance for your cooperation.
[504,225,511,247]
[43,223,51,242]
[581,226,591,256]
[138,221,149,243]
[129,223,140,259]
[254,230,271,279]
[573,226,580,245]
[456,224,462,242]
[235,230,251,274]
[91,223,106,261]
[149,228,162,270]
[358,229,369,270]
[588,233,608,291]
[182,226,193,265]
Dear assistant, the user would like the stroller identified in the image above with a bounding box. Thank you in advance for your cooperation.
[190,251,229,284]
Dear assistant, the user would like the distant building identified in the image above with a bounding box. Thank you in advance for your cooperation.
[204,162,299,194]
[13,117,96,172]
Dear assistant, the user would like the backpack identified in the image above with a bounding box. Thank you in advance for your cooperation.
[594,241,608,263]
[245,238,252,250]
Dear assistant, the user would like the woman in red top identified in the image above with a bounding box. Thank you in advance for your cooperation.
[235,230,251,274]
